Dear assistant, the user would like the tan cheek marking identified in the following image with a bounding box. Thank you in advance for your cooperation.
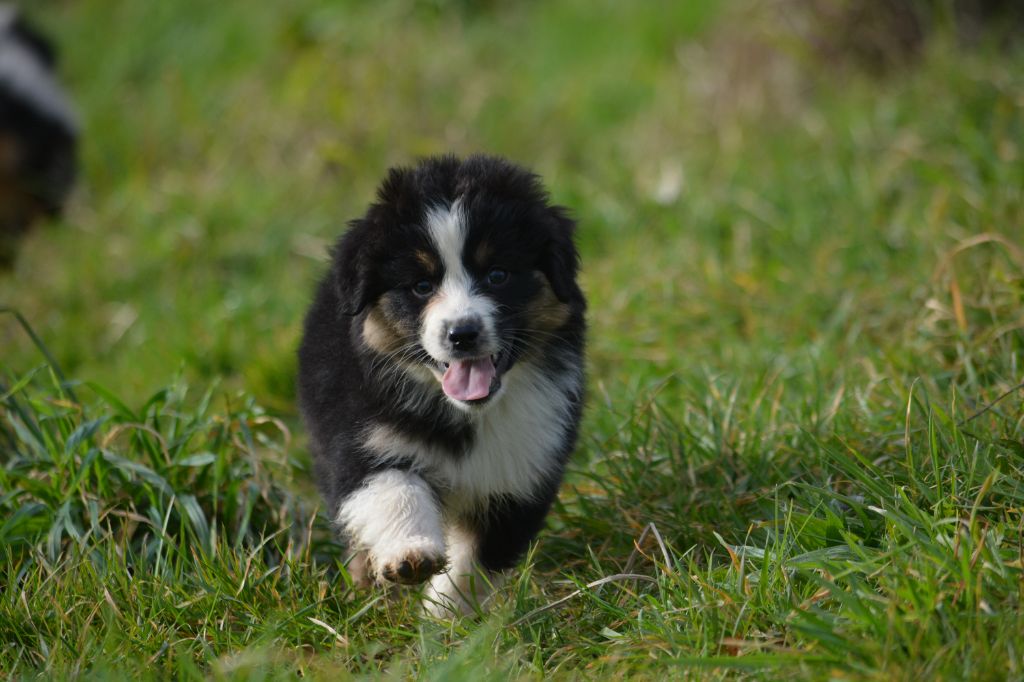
[527,272,571,331]
[362,305,405,354]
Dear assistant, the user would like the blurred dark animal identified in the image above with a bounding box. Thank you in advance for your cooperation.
[806,0,1024,73]
[0,5,77,267]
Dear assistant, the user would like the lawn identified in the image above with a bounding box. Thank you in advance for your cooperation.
[2,0,1023,679]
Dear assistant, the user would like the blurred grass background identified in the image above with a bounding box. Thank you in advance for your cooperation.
[2,0,1023,678]
[6,0,724,408]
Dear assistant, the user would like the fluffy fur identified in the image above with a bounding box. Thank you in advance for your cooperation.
[298,154,586,616]
[0,6,77,266]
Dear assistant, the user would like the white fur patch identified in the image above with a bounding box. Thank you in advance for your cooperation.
[423,524,499,617]
[421,200,499,401]
[335,470,445,578]
[363,359,581,502]
[0,13,78,132]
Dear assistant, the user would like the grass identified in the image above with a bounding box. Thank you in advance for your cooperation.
[2,0,1023,678]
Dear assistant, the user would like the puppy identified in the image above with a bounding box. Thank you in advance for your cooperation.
[298,155,586,616]
[0,5,77,266]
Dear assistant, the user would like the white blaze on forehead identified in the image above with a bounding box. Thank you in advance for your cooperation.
[422,199,497,379]
[425,199,477,309]
[425,199,468,281]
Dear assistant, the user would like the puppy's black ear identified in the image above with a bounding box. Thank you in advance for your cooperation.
[331,221,375,316]
[542,207,583,304]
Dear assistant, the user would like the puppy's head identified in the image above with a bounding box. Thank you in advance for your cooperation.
[333,155,583,410]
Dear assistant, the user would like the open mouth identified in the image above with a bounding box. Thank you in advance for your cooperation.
[436,350,509,404]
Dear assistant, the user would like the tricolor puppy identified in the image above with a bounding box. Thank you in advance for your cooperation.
[298,155,585,616]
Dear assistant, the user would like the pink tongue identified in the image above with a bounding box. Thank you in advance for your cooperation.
[442,357,497,401]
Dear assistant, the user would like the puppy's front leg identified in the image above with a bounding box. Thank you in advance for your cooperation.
[336,469,445,585]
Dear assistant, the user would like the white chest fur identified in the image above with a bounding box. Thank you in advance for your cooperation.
[364,361,581,502]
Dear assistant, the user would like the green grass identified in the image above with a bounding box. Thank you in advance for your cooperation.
[2,0,1023,678]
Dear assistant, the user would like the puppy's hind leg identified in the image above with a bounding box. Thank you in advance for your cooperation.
[423,523,500,618]
[425,493,555,617]
[336,470,446,585]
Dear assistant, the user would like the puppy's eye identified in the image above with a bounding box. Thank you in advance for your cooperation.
[412,280,434,297]
[486,267,509,287]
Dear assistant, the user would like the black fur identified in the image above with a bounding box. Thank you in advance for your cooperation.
[298,154,585,580]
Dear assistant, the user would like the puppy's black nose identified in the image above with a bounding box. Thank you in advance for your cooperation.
[447,322,481,352]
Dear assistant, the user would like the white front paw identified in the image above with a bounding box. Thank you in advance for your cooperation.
[336,470,447,586]
[369,535,447,585]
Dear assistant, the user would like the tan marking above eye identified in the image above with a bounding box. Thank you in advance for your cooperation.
[415,250,439,275]
[474,241,493,267]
